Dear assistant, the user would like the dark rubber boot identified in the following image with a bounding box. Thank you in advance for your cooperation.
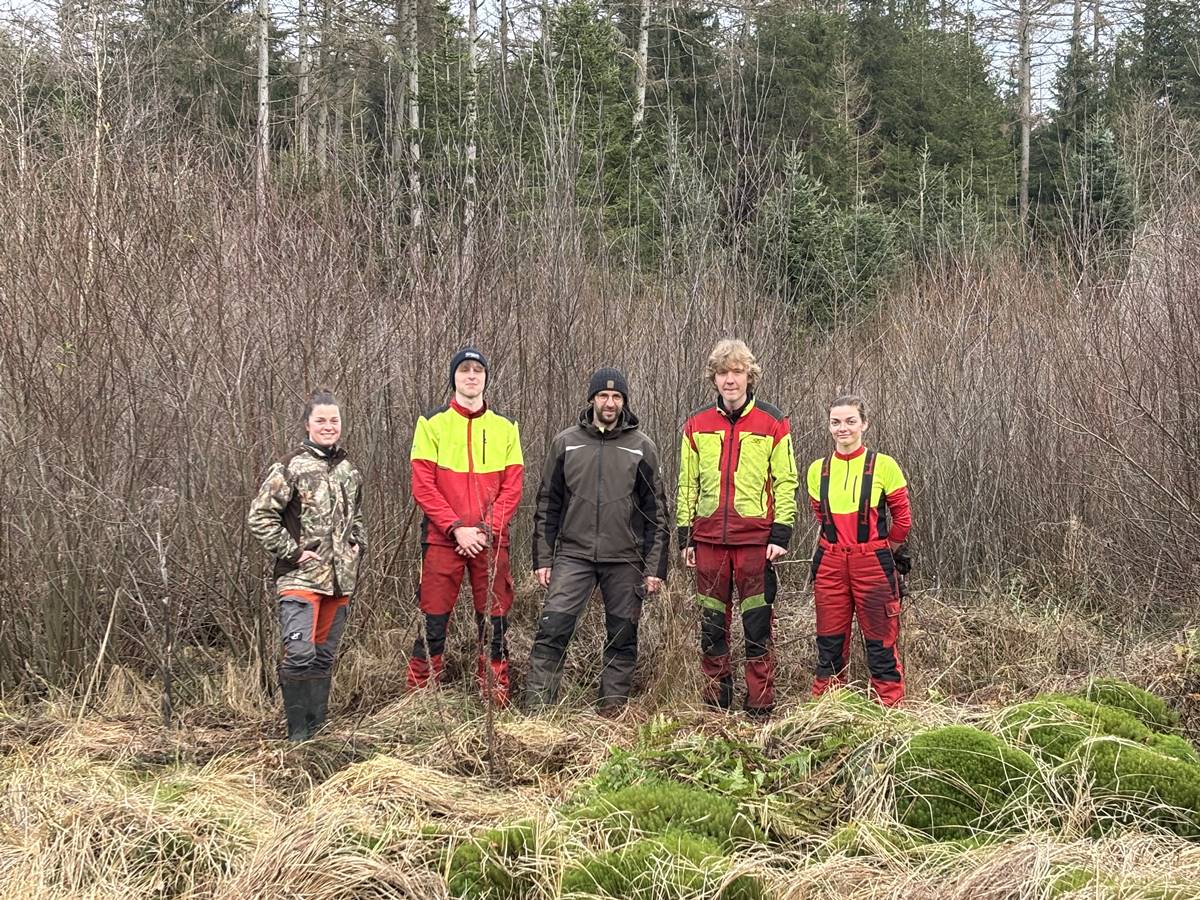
[280,679,310,742]
[309,676,332,734]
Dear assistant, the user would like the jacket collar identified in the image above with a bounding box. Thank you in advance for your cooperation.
[450,397,488,419]
[718,392,755,422]
[302,438,347,464]
[834,445,867,461]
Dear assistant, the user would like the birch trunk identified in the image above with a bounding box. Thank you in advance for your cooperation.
[255,0,270,212]
[464,0,479,255]
[316,0,330,178]
[402,0,422,228]
[632,0,651,144]
[297,0,312,170]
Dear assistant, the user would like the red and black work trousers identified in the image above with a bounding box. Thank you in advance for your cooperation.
[694,541,776,714]
[406,542,514,705]
[811,537,904,706]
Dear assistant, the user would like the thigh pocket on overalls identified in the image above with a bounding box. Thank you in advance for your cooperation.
[874,548,899,599]
[810,546,825,581]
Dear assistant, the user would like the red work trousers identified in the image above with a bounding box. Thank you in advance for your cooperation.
[406,543,514,706]
[811,538,904,706]
[694,542,776,714]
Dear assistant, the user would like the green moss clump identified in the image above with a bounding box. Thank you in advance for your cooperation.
[574,776,763,846]
[1147,733,1200,766]
[1000,695,1153,762]
[998,701,1092,762]
[560,831,763,900]
[892,725,1043,839]
[1076,737,1200,838]
[1082,679,1180,732]
[446,821,545,899]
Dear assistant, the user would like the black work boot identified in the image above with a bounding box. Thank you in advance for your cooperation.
[309,676,332,735]
[280,678,310,742]
[704,676,734,712]
[744,704,773,723]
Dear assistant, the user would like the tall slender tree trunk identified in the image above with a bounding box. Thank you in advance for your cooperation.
[297,0,312,172]
[255,0,270,213]
[332,52,344,171]
[316,0,331,178]
[1071,0,1083,58]
[402,0,422,228]
[498,0,509,105]
[83,8,105,318]
[391,0,405,174]
[1018,0,1032,228]
[632,0,651,144]
[464,0,479,257]
[1092,0,1100,54]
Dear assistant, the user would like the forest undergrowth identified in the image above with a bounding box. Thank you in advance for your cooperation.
[3,581,1200,899]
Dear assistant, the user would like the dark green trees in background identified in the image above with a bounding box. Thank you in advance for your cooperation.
[9,0,1200,321]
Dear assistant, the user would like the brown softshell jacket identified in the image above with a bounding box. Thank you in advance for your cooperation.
[532,407,670,579]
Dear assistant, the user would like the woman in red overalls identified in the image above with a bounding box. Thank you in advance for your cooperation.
[806,395,911,706]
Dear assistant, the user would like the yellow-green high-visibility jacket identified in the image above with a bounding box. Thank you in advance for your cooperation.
[676,396,798,548]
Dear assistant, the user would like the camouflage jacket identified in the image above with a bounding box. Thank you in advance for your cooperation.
[247,441,367,596]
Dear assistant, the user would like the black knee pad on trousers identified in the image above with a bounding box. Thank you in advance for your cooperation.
[742,606,772,658]
[532,611,578,660]
[816,633,847,676]
[700,608,729,657]
[477,614,508,661]
[864,639,901,681]
[417,612,451,658]
[603,616,638,660]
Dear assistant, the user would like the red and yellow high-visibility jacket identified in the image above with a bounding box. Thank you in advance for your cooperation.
[806,446,911,544]
[410,399,524,547]
[676,397,799,548]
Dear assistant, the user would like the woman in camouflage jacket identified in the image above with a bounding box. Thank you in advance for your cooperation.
[247,388,366,741]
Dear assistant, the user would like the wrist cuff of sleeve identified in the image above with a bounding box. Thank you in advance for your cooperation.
[677,526,692,549]
[768,524,793,549]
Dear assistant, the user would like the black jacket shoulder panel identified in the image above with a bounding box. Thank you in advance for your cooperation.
[754,399,787,421]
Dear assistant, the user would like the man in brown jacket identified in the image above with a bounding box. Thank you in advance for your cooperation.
[526,368,670,715]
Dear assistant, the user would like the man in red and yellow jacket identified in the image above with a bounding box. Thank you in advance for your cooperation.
[406,347,524,706]
[676,339,798,718]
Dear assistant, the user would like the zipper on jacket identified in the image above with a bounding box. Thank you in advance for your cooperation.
[327,466,342,595]
[594,437,605,560]
[721,414,736,543]
[482,430,487,466]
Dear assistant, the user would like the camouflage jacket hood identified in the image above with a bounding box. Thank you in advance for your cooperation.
[247,441,367,596]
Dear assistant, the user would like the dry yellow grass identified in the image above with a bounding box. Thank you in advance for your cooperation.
[1,591,1198,899]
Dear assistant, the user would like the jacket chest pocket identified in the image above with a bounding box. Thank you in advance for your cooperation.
[694,432,724,517]
[607,446,644,497]
[733,434,772,518]
[562,445,595,494]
